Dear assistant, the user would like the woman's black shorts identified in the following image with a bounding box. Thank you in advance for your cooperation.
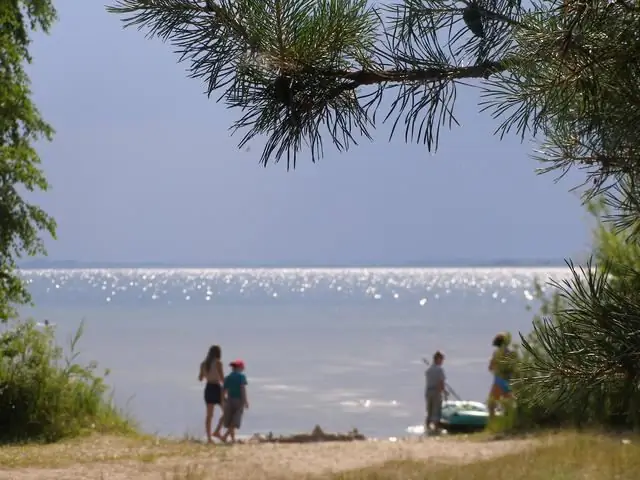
[204,382,222,405]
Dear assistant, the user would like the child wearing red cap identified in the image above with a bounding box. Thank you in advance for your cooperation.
[221,359,249,443]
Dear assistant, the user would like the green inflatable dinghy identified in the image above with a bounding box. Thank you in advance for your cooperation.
[438,400,490,433]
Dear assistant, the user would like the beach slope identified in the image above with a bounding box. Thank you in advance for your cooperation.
[0,434,536,480]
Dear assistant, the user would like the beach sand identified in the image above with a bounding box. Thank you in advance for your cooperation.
[0,433,540,480]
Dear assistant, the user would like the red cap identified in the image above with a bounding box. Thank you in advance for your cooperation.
[230,359,245,369]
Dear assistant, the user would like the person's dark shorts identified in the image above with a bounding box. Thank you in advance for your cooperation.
[223,397,245,429]
[204,383,222,405]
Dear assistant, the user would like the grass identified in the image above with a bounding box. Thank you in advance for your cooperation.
[333,432,640,480]
[0,433,217,468]
[0,319,136,443]
[0,431,637,479]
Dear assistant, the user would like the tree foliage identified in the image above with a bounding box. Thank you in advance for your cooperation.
[0,0,57,321]
[106,0,518,167]
[517,201,640,429]
[107,1,640,198]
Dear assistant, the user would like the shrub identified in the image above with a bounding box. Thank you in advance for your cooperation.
[486,198,640,433]
[507,278,572,430]
[506,267,640,432]
[0,319,136,443]
[520,262,640,429]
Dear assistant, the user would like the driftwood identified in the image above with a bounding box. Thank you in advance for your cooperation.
[241,425,366,444]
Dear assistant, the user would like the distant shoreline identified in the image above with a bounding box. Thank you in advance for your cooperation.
[18,259,574,270]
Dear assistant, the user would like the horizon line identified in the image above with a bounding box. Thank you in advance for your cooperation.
[18,259,579,270]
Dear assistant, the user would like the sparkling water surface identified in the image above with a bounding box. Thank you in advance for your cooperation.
[18,267,571,439]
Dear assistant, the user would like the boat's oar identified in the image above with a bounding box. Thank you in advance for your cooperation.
[445,384,463,401]
[422,357,463,401]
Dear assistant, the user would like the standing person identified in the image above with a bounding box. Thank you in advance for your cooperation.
[488,332,516,418]
[425,350,447,434]
[198,345,224,443]
[221,359,249,444]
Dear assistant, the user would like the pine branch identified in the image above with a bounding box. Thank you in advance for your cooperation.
[335,60,505,88]
[108,0,508,166]
[277,61,506,107]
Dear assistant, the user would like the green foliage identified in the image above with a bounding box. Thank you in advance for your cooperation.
[521,261,640,429]
[106,0,518,167]
[509,201,640,431]
[106,1,640,226]
[0,0,58,321]
[0,320,135,443]
[588,199,640,293]
[511,279,572,429]
[109,0,381,168]
[0,0,130,446]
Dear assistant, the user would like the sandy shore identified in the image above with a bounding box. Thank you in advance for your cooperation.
[0,434,541,480]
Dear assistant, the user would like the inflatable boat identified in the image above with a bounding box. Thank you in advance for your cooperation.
[438,400,491,433]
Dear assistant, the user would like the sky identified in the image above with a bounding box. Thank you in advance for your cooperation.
[24,1,592,266]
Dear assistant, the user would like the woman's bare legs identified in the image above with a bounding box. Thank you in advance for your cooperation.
[488,383,502,418]
[488,384,514,418]
[205,403,214,443]
[212,405,224,439]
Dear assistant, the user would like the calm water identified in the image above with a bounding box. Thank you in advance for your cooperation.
[17,267,570,439]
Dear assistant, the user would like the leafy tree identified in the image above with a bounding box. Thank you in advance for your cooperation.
[1,0,57,321]
[0,2,132,445]
[109,0,640,426]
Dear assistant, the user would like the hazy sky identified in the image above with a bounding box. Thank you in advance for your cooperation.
[26,1,592,265]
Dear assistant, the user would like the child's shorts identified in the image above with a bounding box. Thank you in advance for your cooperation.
[223,398,244,429]
[493,375,512,394]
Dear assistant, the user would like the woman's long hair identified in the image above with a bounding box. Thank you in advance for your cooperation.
[203,345,221,373]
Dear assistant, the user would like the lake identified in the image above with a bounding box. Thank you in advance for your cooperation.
[18,267,569,439]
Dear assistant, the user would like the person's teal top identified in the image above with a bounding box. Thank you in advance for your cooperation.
[224,371,247,399]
